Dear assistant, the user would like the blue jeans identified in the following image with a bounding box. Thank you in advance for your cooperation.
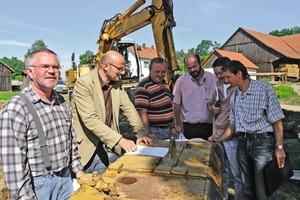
[219,137,243,200]
[150,126,171,140]
[33,168,73,200]
[237,135,275,200]
[84,144,119,174]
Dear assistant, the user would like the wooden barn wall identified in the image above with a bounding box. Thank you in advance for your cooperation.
[222,30,283,72]
[0,63,12,91]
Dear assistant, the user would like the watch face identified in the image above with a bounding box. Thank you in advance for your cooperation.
[277,145,283,149]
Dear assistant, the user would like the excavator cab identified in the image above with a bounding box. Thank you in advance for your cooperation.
[111,41,142,82]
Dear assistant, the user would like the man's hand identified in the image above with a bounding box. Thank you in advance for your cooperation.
[208,135,220,143]
[275,148,286,169]
[118,137,138,153]
[211,105,221,115]
[175,124,182,135]
[170,127,178,138]
[136,136,155,146]
[75,170,85,179]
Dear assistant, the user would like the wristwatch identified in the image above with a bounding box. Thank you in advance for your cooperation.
[276,144,283,150]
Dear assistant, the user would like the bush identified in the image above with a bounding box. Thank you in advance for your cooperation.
[14,75,23,81]
[260,77,271,82]
[274,85,297,99]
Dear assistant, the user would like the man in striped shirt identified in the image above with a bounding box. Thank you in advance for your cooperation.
[135,57,176,140]
[0,49,84,199]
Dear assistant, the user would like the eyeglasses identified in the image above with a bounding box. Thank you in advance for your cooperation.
[31,64,61,72]
[107,63,125,73]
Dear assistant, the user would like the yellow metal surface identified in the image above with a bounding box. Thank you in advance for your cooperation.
[65,64,94,90]
[70,140,224,200]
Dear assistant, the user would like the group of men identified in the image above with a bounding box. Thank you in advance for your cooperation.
[0,48,285,200]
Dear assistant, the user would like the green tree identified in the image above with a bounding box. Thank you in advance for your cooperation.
[79,50,94,65]
[269,26,300,36]
[175,49,187,74]
[0,57,25,79]
[24,39,47,59]
[187,40,221,62]
[187,48,196,54]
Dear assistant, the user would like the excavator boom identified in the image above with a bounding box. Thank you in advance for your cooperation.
[95,0,179,82]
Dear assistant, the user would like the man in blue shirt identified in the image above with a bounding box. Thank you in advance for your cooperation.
[211,60,285,199]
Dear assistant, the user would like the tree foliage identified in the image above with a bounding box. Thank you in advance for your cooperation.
[0,57,25,79]
[175,49,187,74]
[24,39,47,59]
[0,39,48,79]
[195,40,221,61]
[79,50,94,65]
[269,26,300,36]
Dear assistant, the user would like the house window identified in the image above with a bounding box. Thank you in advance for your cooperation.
[144,61,149,68]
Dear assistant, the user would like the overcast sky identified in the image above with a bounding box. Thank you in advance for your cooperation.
[1,0,299,75]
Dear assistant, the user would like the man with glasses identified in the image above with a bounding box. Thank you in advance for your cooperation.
[0,49,84,199]
[173,54,216,140]
[71,50,155,174]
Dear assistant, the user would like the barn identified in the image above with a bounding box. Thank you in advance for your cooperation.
[0,61,14,92]
[220,28,300,80]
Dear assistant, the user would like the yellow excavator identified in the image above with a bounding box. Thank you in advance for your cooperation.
[65,0,179,94]
[94,0,179,83]
[70,0,224,199]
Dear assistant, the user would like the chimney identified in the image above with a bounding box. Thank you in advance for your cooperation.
[142,43,146,48]
[151,45,155,49]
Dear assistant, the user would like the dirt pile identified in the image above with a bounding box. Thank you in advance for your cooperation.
[0,163,10,200]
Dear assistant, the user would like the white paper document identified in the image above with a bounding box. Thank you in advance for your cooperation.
[125,145,169,157]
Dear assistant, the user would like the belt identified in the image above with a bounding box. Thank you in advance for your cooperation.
[53,167,69,177]
[239,132,274,139]
[184,122,212,126]
[151,126,170,129]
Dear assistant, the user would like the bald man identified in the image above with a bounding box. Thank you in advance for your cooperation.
[71,50,154,174]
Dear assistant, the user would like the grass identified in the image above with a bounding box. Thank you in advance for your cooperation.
[274,85,296,98]
[0,91,19,101]
[275,84,300,105]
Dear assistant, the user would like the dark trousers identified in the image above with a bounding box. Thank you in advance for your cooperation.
[237,133,275,200]
[183,122,212,140]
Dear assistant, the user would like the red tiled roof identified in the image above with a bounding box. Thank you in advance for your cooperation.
[129,44,157,59]
[203,49,259,70]
[241,28,300,59]
[281,33,300,54]
[215,49,259,69]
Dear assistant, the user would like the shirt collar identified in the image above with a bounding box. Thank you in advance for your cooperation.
[237,79,254,96]
[27,84,64,105]
[148,75,166,84]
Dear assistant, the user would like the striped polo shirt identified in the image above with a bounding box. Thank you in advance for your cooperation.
[135,76,173,127]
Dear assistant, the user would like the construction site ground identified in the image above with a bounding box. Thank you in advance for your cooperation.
[0,84,300,199]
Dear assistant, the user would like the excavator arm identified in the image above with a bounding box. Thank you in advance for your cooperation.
[95,0,179,83]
